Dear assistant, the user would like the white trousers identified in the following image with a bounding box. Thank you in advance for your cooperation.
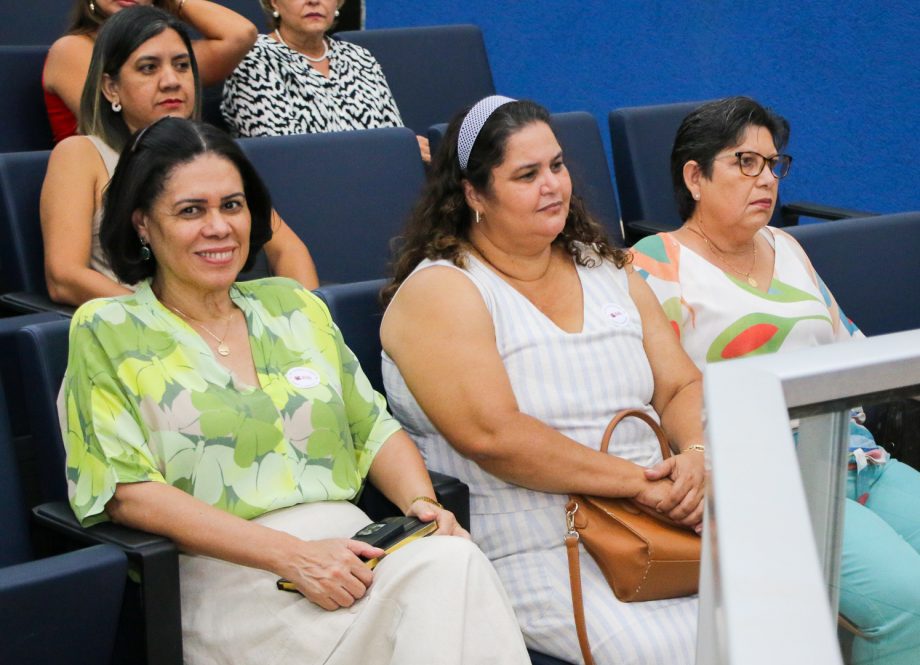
[179,501,530,665]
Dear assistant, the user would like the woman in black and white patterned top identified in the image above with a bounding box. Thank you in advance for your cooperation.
[222,0,430,161]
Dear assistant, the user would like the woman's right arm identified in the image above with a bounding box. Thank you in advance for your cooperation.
[40,138,132,305]
[107,481,384,610]
[43,35,94,117]
[381,266,674,504]
[168,0,258,87]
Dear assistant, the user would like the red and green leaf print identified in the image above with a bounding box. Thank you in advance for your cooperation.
[706,312,831,362]
[630,235,680,283]
[728,275,822,303]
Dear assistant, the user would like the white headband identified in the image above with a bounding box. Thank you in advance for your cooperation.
[457,95,517,171]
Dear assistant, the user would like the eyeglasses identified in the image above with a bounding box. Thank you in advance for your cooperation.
[717,151,793,179]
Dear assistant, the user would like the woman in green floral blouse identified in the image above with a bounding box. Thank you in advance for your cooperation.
[59,117,529,665]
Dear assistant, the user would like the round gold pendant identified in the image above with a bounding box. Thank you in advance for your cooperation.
[747,276,758,287]
[217,343,230,356]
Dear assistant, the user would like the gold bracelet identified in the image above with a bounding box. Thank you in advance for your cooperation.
[409,496,443,509]
[683,444,706,454]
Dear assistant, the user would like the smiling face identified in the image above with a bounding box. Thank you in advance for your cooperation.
[465,121,573,251]
[686,124,780,236]
[272,0,341,38]
[102,28,195,133]
[93,0,154,18]
[134,153,251,300]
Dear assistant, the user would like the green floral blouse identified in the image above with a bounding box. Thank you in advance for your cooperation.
[60,278,400,526]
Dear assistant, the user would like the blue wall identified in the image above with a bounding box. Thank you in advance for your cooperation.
[367,1,919,214]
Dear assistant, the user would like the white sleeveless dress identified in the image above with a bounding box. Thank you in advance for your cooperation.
[382,253,698,664]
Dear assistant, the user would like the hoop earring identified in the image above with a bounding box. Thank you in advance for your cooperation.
[474,210,481,224]
[111,100,122,113]
[139,238,152,261]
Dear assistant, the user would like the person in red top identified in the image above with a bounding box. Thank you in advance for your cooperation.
[43,0,257,143]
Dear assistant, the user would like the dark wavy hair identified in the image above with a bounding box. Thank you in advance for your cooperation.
[671,96,790,222]
[383,99,628,305]
[65,0,170,36]
[100,118,273,285]
[79,5,201,153]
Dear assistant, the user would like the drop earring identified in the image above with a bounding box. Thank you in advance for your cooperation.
[139,238,152,261]
[474,210,481,224]
[89,1,95,13]
[335,9,340,18]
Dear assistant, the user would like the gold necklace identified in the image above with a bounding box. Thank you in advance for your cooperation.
[687,223,759,287]
[470,243,554,283]
[168,304,234,357]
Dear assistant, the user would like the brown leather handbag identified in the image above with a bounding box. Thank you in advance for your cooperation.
[565,409,701,665]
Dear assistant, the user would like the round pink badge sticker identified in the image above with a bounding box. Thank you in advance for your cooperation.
[286,367,320,389]
[603,303,630,326]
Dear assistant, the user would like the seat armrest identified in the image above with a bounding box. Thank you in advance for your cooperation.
[0,292,76,317]
[780,201,877,226]
[624,219,677,244]
[357,472,471,532]
[33,501,182,665]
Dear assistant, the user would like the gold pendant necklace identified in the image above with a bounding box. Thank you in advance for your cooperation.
[168,304,234,356]
[687,224,758,287]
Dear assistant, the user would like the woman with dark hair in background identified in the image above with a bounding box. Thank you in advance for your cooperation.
[381,96,703,663]
[43,0,256,143]
[221,0,430,161]
[60,116,530,665]
[40,6,316,307]
[632,96,920,664]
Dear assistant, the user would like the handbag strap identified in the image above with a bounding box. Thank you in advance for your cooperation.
[564,409,670,665]
[599,408,671,459]
[565,499,595,665]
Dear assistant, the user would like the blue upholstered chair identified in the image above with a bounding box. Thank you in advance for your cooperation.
[0,2,70,45]
[786,211,920,336]
[428,111,624,246]
[0,375,127,665]
[240,127,425,284]
[336,25,496,134]
[0,46,55,153]
[0,149,75,315]
[608,100,876,243]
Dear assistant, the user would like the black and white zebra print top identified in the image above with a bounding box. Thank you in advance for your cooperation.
[221,34,404,138]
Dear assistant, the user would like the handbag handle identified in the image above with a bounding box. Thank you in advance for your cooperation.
[599,408,672,460]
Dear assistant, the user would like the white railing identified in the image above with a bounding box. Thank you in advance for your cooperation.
[696,329,920,664]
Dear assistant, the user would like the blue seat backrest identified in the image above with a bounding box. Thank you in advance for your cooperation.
[608,100,704,233]
[0,2,71,45]
[16,319,72,504]
[427,113,625,245]
[0,150,51,295]
[240,128,425,284]
[336,25,496,134]
[0,46,55,153]
[785,211,920,336]
[314,279,388,395]
[550,112,623,245]
[0,378,32,566]
[202,0,266,29]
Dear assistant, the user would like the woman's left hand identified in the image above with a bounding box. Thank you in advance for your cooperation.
[406,499,470,539]
[643,450,705,525]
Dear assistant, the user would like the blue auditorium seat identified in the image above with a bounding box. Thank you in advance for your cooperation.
[786,211,920,336]
[0,376,127,665]
[240,127,425,284]
[428,111,624,245]
[336,25,496,134]
[608,100,876,243]
[0,1,71,45]
[0,46,55,153]
[0,150,75,315]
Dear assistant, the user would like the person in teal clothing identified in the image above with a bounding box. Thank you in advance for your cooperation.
[59,116,530,665]
[631,96,920,664]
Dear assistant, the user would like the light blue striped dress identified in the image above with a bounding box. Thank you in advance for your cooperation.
[382,252,698,664]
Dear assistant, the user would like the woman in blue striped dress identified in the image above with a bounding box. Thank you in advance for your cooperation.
[380,96,705,665]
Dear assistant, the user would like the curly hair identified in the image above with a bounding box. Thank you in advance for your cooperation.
[383,99,628,305]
